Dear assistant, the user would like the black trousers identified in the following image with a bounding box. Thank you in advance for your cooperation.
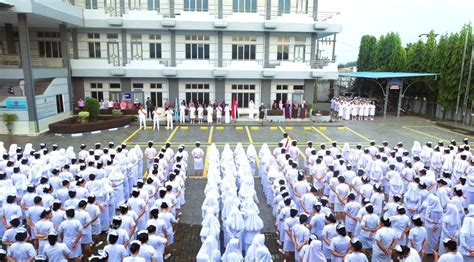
[147,107,153,118]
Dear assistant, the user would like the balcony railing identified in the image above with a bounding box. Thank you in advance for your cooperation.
[0,55,65,69]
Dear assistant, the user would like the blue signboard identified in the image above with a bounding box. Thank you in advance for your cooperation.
[6,100,27,110]
[123,93,131,100]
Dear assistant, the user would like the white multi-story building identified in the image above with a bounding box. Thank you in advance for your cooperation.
[0,0,341,134]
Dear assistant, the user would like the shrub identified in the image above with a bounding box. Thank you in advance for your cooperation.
[112,109,123,116]
[131,115,138,122]
[2,113,18,124]
[78,111,90,119]
[85,98,100,119]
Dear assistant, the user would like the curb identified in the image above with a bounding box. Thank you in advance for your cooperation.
[54,125,130,137]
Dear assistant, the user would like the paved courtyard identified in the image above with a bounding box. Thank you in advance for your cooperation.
[1,115,472,261]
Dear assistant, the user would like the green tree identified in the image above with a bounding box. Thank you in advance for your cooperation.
[375,32,407,71]
[356,35,377,71]
[85,97,100,120]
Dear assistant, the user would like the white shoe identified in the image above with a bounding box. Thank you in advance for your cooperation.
[164,254,171,260]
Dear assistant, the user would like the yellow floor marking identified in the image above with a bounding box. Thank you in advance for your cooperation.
[122,128,141,144]
[285,127,294,130]
[200,126,209,130]
[246,126,260,166]
[402,126,445,142]
[434,126,473,139]
[403,125,434,128]
[216,126,224,130]
[337,127,346,130]
[165,127,179,143]
[251,127,259,130]
[180,126,188,130]
[203,126,214,178]
[236,126,244,130]
[319,127,327,130]
[304,127,312,130]
[270,127,278,130]
[312,126,332,142]
[345,126,372,142]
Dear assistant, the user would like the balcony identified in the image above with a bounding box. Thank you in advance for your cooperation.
[0,55,64,69]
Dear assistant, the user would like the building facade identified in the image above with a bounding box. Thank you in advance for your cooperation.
[0,0,341,134]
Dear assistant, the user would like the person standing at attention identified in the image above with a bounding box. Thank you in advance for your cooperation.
[216,104,222,124]
[192,142,204,177]
[152,107,161,131]
[179,103,186,124]
[146,97,154,119]
[206,104,213,125]
[138,106,147,131]
[165,107,174,130]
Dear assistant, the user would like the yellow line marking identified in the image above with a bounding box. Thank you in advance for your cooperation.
[236,126,244,130]
[251,127,259,130]
[270,127,278,130]
[434,126,473,139]
[304,127,312,130]
[402,126,445,142]
[337,127,346,130]
[345,127,372,142]
[216,126,224,130]
[312,126,332,142]
[165,127,179,143]
[200,126,209,130]
[319,127,327,130]
[122,128,141,144]
[180,126,188,130]
[246,126,259,166]
[203,126,214,178]
[285,127,293,130]
[403,125,434,128]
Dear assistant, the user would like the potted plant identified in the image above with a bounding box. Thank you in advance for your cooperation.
[306,104,313,116]
[77,111,90,123]
[2,113,18,134]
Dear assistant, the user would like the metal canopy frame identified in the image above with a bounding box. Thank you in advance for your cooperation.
[338,71,439,118]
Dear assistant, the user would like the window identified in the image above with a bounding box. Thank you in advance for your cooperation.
[149,34,161,40]
[38,32,61,58]
[185,84,210,104]
[184,0,208,11]
[90,83,103,89]
[107,34,119,40]
[150,92,163,107]
[88,42,101,58]
[85,0,98,9]
[56,94,64,113]
[278,0,290,14]
[233,0,256,12]
[148,0,159,10]
[110,83,121,89]
[133,83,143,89]
[91,91,104,101]
[149,43,162,59]
[150,83,162,89]
[276,85,288,90]
[232,36,256,60]
[231,84,256,90]
[37,32,60,38]
[232,93,255,108]
[131,34,143,60]
[276,93,288,104]
[277,36,289,61]
[129,0,141,10]
[295,0,307,13]
[293,85,303,90]
[185,35,210,60]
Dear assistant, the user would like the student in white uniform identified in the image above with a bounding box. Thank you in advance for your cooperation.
[58,208,83,262]
[144,141,157,170]
[165,107,174,130]
[44,232,71,262]
[197,105,204,124]
[191,142,204,177]
[206,105,213,124]
[138,106,147,130]
[189,104,196,124]
[372,216,397,262]
[344,238,368,262]
[6,229,36,261]
[35,209,55,256]
[408,215,428,257]
[394,244,421,262]
[225,104,231,124]
[216,105,222,124]
[124,241,146,262]
[434,239,463,262]
[152,107,161,130]
[179,103,186,124]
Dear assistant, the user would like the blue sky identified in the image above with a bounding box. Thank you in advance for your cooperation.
[319,0,474,63]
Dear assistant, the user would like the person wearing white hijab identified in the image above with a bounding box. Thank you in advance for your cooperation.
[422,194,443,255]
[200,210,221,244]
[224,206,245,247]
[246,145,257,177]
[243,209,263,253]
[438,204,460,254]
[255,246,272,262]
[197,235,221,262]
[245,234,266,262]
[301,235,326,262]
[404,183,421,219]
[460,214,474,261]
[222,238,243,261]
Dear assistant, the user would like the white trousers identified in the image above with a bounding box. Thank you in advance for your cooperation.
[180,113,185,123]
[153,117,159,130]
[139,115,146,129]
[167,117,173,129]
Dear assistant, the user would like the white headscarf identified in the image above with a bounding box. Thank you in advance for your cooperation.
[0,142,5,155]
[255,246,272,262]
[24,143,33,155]
[411,141,422,156]
[196,253,210,262]
[461,217,474,235]
[226,206,245,231]
[443,203,460,227]
[404,183,420,202]
[247,144,257,161]
[423,194,443,213]
[200,211,220,240]
[467,204,474,218]
[222,238,243,261]
[244,209,264,232]
[8,144,17,156]
[259,143,270,159]
[245,234,265,262]
[389,172,404,188]
[197,235,221,262]
[226,253,244,262]
[342,143,351,160]
[303,238,326,262]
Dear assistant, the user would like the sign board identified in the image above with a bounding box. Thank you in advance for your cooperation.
[6,100,27,110]
[390,85,400,90]
[123,93,131,100]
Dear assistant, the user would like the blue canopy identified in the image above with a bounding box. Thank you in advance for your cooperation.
[339,71,438,79]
